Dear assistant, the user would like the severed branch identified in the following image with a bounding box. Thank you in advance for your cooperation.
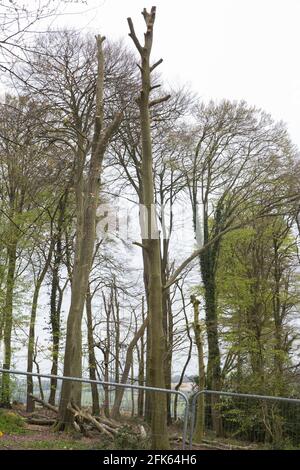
[150,84,161,91]
[29,394,58,413]
[127,17,143,54]
[149,94,171,108]
[133,241,148,251]
[150,58,163,72]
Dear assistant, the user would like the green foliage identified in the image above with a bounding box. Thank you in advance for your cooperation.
[215,216,300,395]
[0,409,25,435]
[114,425,150,450]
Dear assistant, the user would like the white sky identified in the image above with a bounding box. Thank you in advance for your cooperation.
[55,0,300,148]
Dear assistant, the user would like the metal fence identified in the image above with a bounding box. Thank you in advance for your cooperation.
[0,368,189,450]
[189,390,300,450]
[2,369,300,451]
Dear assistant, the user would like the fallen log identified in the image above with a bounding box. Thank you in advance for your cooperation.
[27,418,56,426]
[29,394,142,440]
[29,394,58,413]
[202,438,254,450]
[94,415,119,429]
[172,435,254,450]
[67,402,119,438]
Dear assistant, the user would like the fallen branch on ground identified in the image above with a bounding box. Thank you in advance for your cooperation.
[29,394,58,413]
[27,417,56,425]
[68,402,119,438]
[29,394,148,440]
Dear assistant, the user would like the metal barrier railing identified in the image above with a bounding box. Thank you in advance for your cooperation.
[0,368,189,449]
[4,369,299,450]
[189,390,300,450]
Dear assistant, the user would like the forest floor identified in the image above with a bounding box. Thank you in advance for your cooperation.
[0,429,216,450]
[0,405,201,450]
[0,404,142,450]
[0,405,260,450]
[0,425,108,450]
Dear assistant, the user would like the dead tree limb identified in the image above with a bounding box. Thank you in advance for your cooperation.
[29,394,58,413]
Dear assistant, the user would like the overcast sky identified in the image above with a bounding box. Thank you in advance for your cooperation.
[54,0,300,149]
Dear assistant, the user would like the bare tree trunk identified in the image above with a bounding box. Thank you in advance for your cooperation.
[111,318,148,419]
[130,362,135,418]
[102,291,111,418]
[33,344,45,401]
[26,242,54,412]
[174,286,192,421]
[56,36,122,430]
[112,279,120,384]
[272,235,285,394]
[86,285,100,415]
[0,239,17,408]
[49,192,67,406]
[127,7,171,449]
[199,214,223,436]
[161,239,172,425]
[144,311,152,423]
[137,297,145,418]
[191,295,205,442]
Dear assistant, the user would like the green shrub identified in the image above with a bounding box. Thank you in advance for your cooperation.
[0,409,26,434]
[114,425,149,450]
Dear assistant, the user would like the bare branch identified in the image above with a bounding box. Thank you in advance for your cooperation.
[133,241,149,251]
[150,84,161,91]
[127,17,143,54]
[150,58,163,72]
[149,94,171,108]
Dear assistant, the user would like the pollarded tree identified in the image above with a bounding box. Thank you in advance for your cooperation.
[126,6,172,449]
[109,47,190,427]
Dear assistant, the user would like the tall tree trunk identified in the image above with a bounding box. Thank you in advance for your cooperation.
[26,243,54,412]
[137,297,145,418]
[56,36,122,430]
[173,290,192,421]
[127,7,170,449]
[191,295,205,442]
[161,239,172,425]
[142,243,152,423]
[49,252,62,405]
[49,192,67,406]
[111,318,148,419]
[86,285,100,415]
[272,236,285,394]
[33,347,45,401]
[144,311,152,423]
[200,264,223,436]
[112,280,120,384]
[199,211,223,436]
[0,239,17,407]
[102,291,111,418]
[130,362,135,418]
